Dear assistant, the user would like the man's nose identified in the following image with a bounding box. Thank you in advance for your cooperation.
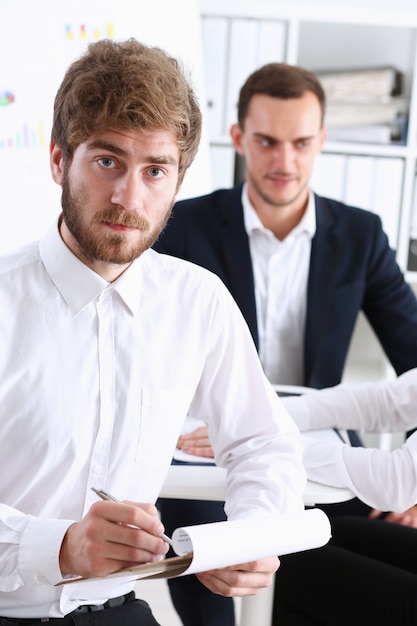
[111,172,144,210]
[272,144,295,170]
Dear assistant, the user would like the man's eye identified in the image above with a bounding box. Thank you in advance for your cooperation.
[148,167,163,178]
[98,157,116,168]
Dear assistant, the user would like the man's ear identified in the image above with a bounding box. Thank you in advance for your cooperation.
[230,123,244,156]
[50,143,64,185]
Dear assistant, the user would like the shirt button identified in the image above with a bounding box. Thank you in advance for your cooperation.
[94,465,103,475]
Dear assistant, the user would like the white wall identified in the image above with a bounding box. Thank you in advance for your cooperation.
[0,0,210,253]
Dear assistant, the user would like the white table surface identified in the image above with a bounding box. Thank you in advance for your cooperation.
[159,463,354,507]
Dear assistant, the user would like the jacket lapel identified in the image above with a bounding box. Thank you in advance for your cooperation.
[220,184,259,349]
[305,195,342,385]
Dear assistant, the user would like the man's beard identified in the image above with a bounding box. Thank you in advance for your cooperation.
[61,175,174,265]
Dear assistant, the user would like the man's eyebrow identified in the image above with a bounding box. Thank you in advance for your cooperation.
[253,132,277,143]
[253,132,316,143]
[149,154,178,166]
[86,139,178,165]
[87,139,127,156]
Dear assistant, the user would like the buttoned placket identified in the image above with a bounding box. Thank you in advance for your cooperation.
[84,287,116,509]
[252,229,282,369]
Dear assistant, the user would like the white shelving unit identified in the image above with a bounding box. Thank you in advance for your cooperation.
[199,0,417,383]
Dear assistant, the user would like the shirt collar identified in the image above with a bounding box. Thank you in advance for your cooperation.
[39,219,143,315]
[242,183,316,240]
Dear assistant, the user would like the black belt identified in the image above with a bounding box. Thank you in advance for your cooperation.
[0,592,133,624]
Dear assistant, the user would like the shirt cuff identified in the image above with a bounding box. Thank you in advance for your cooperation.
[281,395,313,431]
[19,516,75,585]
[301,436,352,489]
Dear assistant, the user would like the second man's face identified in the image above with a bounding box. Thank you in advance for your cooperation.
[231,92,326,214]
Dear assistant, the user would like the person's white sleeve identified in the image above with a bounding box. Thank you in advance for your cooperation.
[281,368,417,433]
[301,431,417,512]
[188,280,306,520]
[0,504,73,591]
[281,369,417,511]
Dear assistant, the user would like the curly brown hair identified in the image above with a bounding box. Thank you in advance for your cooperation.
[51,38,202,184]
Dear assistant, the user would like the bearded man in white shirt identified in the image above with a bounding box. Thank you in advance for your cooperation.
[0,38,306,625]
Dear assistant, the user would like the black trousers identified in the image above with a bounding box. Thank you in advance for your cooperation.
[157,497,234,626]
[273,515,417,626]
[0,593,162,626]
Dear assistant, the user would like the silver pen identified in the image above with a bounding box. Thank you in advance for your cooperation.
[91,487,173,546]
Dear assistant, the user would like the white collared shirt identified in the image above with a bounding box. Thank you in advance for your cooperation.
[0,220,305,617]
[282,368,417,512]
[242,185,316,385]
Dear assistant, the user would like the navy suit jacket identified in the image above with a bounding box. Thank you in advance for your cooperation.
[154,182,417,388]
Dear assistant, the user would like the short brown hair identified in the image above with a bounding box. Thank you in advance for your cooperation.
[51,38,202,184]
[237,63,326,127]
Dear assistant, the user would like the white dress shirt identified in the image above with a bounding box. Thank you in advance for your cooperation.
[242,185,316,385]
[0,220,305,617]
[282,368,417,512]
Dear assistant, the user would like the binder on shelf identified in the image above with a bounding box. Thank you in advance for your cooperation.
[224,18,286,133]
[343,155,375,211]
[224,18,259,134]
[342,155,402,250]
[312,154,402,250]
[326,117,407,145]
[201,16,229,138]
[317,66,408,146]
[325,99,408,128]
[209,145,236,190]
[310,153,346,202]
[372,158,403,250]
[257,20,286,71]
[316,66,403,101]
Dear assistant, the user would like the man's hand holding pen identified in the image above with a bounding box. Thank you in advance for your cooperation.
[59,497,170,579]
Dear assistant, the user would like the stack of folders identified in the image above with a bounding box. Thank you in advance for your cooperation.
[317,66,408,145]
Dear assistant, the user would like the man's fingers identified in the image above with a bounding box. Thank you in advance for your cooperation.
[196,557,279,596]
[59,501,169,578]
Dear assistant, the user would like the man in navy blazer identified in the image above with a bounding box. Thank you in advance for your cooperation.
[154,182,417,388]
[154,63,417,626]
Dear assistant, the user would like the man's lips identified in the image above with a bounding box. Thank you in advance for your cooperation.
[101,221,139,231]
[267,175,296,186]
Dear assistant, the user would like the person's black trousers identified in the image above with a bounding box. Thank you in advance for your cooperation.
[273,515,417,626]
[157,497,235,626]
[0,593,162,626]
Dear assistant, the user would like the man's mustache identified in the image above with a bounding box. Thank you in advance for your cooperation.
[94,207,150,230]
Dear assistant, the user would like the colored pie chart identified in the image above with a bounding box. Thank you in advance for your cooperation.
[0,91,15,106]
